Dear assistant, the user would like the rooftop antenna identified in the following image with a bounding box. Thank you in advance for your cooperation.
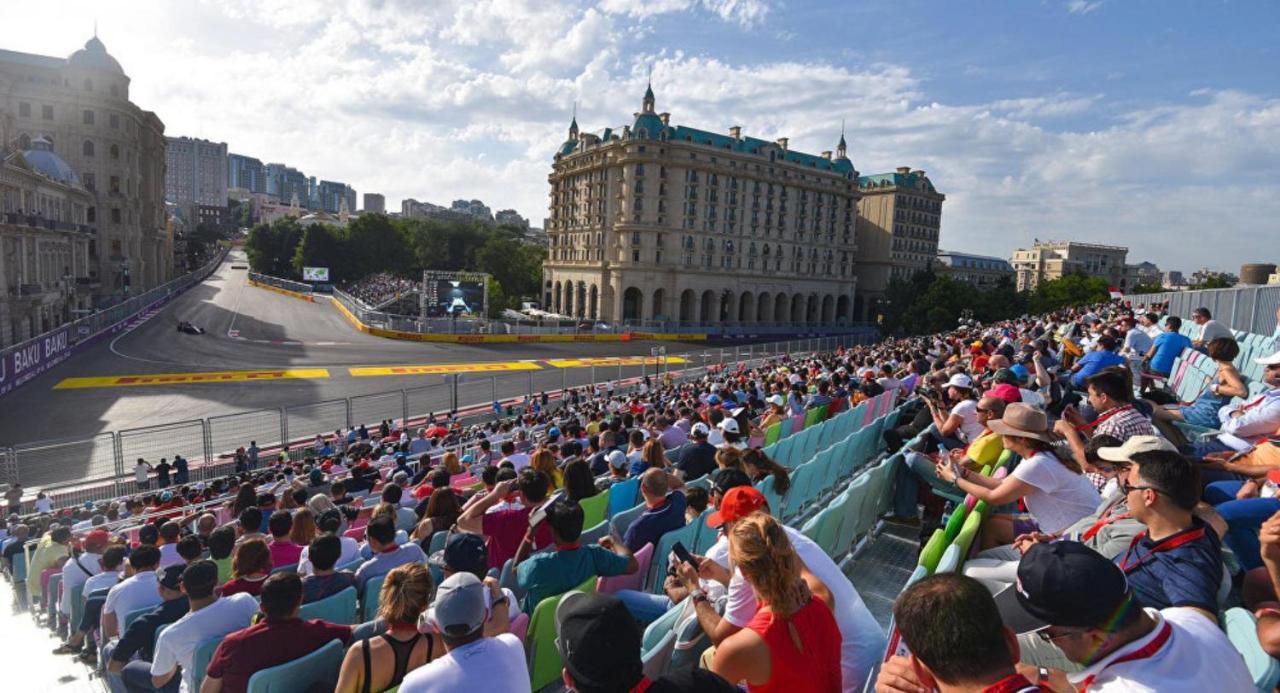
[841,118,845,138]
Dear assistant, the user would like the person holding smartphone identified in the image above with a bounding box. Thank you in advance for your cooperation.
[513,498,637,614]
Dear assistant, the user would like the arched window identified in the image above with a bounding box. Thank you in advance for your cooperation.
[83,140,95,157]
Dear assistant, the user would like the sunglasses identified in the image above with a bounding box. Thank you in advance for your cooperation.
[1119,478,1160,496]
[1036,628,1083,644]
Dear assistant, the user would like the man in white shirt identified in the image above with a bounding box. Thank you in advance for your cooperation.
[150,560,259,692]
[58,529,108,618]
[1194,350,1280,458]
[83,545,127,597]
[399,572,527,693]
[157,521,185,569]
[994,541,1251,692]
[1191,307,1234,348]
[102,545,164,640]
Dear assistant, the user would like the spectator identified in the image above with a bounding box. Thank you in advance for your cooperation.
[376,483,418,532]
[1151,337,1246,436]
[1189,349,1280,459]
[500,439,530,471]
[299,509,360,576]
[741,448,791,495]
[301,534,357,603]
[622,468,687,553]
[150,560,259,692]
[514,498,637,613]
[235,508,265,545]
[208,526,236,583]
[893,396,1006,524]
[655,415,688,450]
[1054,370,1155,482]
[202,573,354,693]
[354,516,428,589]
[684,486,710,523]
[876,573,1041,693]
[665,423,718,480]
[705,512,842,692]
[135,458,153,490]
[267,511,304,567]
[455,468,554,570]
[335,563,441,693]
[561,458,598,503]
[1144,316,1193,377]
[27,525,72,601]
[155,458,172,488]
[555,591,738,693]
[102,544,164,640]
[1191,307,1233,348]
[398,572,527,692]
[938,403,1100,548]
[628,438,668,477]
[411,488,462,542]
[102,564,190,690]
[177,535,204,564]
[1069,336,1126,390]
[595,450,631,493]
[1248,510,1280,657]
[57,528,109,621]
[157,521,184,568]
[1120,315,1154,360]
[422,533,518,634]
[172,454,189,485]
[994,541,1251,691]
[221,538,272,597]
[290,508,318,547]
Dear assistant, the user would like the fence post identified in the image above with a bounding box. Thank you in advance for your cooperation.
[527,372,534,399]
[112,433,124,498]
[561,368,567,397]
[491,377,498,407]
[617,360,623,384]
[452,374,459,413]
[400,390,409,427]
[1250,288,1262,334]
[344,398,353,429]
[279,407,289,460]
[590,365,596,392]
[202,420,213,483]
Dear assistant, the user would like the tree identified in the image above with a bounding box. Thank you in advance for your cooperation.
[1130,281,1165,294]
[1200,275,1234,289]
[1027,273,1110,314]
[244,218,304,277]
[291,224,347,279]
[345,213,409,278]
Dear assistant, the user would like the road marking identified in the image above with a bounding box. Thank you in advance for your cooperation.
[545,356,689,368]
[349,362,543,377]
[54,368,330,389]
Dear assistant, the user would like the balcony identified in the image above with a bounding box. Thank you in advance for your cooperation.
[2,212,83,233]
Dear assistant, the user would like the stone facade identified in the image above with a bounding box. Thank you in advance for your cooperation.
[165,135,227,208]
[0,36,170,302]
[0,139,95,346]
[935,250,1013,288]
[543,86,860,326]
[1011,240,1128,292]
[854,167,945,314]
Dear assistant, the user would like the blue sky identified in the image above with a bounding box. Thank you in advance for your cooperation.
[7,0,1278,274]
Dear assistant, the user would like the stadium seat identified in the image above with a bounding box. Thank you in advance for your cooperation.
[649,519,705,594]
[510,611,530,643]
[122,605,152,633]
[526,577,597,691]
[246,638,344,693]
[917,529,947,574]
[335,557,363,573]
[45,572,61,627]
[1223,607,1280,692]
[763,422,783,447]
[579,518,611,546]
[606,478,640,518]
[360,575,386,622]
[427,530,448,555]
[935,544,962,574]
[270,563,298,574]
[191,634,223,687]
[611,503,646,539]
[597,543,653,595]
[298,586,357,625]
[579,488,610,530]
[69,584,84,634]
[640,630,677,680]
[756,475,785,519]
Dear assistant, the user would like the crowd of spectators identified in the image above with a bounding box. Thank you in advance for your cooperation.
[338,273,418,307]
[2,298,1280,692]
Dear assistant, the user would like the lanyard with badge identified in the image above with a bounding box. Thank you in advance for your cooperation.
[1116,527,1206,574]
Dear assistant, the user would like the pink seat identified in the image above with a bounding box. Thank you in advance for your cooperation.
[510,611,530,642]
[449,475,477,489]
[596,543,653,595]
[343,527,364,541]
[789,414,806,434]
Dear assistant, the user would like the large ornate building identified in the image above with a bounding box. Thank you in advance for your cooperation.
[1011,240,1128,292]
[0,137,95,346]
[854,168,945,316]
[0,35,170,304]
[543,86,861,326]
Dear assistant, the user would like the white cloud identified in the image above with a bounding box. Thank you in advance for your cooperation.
[1066,0,1103,15]
[596,0,772,27]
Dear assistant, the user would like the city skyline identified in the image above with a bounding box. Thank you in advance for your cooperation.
[7,0,1277,273]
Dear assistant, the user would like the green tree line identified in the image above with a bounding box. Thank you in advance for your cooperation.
[244,214,546,316]
[880,269,1118,335]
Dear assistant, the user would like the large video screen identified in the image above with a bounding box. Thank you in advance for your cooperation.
[302,266,330,281]
[424,279,484,316]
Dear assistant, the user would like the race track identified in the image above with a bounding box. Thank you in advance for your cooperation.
[0,252,728,454]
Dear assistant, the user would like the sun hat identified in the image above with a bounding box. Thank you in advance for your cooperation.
[985,403,1054,442]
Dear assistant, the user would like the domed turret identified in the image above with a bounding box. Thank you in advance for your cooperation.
[68,35,123,73]
[23,136,80,186]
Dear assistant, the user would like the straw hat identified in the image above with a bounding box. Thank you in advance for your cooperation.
[986,403,1054,442]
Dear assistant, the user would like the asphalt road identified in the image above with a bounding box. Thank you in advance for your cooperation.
[2,252,784,487]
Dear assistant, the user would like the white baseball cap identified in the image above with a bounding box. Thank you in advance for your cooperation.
[718,418,740,434]
[766,394,785,407]
[1095,435,1178,462]
[690,422,711,438]
[945,373,974,390]
[606,450,628,469]
[1256,351,1280,367]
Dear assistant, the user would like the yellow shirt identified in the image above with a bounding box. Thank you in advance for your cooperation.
[585,421,600,436]
[28,535,68,598]
[966,430,1004,468]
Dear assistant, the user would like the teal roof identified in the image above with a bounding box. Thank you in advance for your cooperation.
[858,171,936,192]
[632,112,665,137]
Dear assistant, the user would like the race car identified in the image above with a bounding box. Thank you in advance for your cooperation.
[176,321,205,335]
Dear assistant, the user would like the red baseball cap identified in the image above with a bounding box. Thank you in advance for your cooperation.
[707,486,768,528]
[82,529,111,552]
[988,383,1022,404]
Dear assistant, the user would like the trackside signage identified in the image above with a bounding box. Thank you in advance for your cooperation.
[0,325,71,397]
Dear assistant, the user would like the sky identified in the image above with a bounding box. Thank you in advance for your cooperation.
[5,0,1278,274]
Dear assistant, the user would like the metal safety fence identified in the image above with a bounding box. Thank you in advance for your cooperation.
[1130,285,1280,337]
[6,334,877,507]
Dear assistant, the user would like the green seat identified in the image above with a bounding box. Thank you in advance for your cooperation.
[917,529,946,574]
[360,575,386,622]
[526,577,597,691]
[763,422,782,447]
[69,584,84,633]
[579,488,610,530]
[246,638,344,693]
[270,563,298,574]
[941,504,970,545]
[298,586,358,625]
[951,511,983,564]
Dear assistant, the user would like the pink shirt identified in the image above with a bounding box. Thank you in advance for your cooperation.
[269,539,304,568]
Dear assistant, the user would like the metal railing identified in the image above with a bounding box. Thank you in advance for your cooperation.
[1,334,877,507]
[247,271,313,294]
[1130,285,1280,337]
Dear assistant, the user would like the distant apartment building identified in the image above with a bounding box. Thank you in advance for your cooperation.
[1123,261,1163,289]
[164,136,227,208]
[1162,270,1185,288]
[495,208,529,228]
[315,180,353,214]
[362,192,385,214]
[227,153,265,194]
[855,167,945,315]
[452,199,493,222]
[935,250,1013,288]
[1011,240,1128,292]
[265,162,309,207]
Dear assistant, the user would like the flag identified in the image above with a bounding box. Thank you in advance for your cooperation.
[1108,286,1124,299]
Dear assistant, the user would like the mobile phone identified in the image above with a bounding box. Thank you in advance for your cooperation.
[671,541,696,567]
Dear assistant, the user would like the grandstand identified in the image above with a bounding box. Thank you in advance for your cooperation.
[3,297,1279,692]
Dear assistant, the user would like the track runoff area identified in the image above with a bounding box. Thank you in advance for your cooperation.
[50,355,689,390]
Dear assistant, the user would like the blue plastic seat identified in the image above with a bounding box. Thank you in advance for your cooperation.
[360,575,385,622]
[246,638,344,693]
[1223,607,1280,692]
[298,586,358,625]
[607,478,640,518]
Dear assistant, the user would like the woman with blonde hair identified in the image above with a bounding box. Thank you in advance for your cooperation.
[529,448,563,489]
[441,451,464,477]
[290,507,318,547]
[632,438,667,477]
[710,513,842,692]
[221,538,273,597]
[335,563,444,693]
[715,446,745,473]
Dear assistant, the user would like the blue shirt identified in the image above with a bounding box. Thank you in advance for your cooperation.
[1150,331,1193,374]
[1071,350,1127,388]
[622,491,688,553]
[516,544,632,613]
[1114,518,1222,614]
